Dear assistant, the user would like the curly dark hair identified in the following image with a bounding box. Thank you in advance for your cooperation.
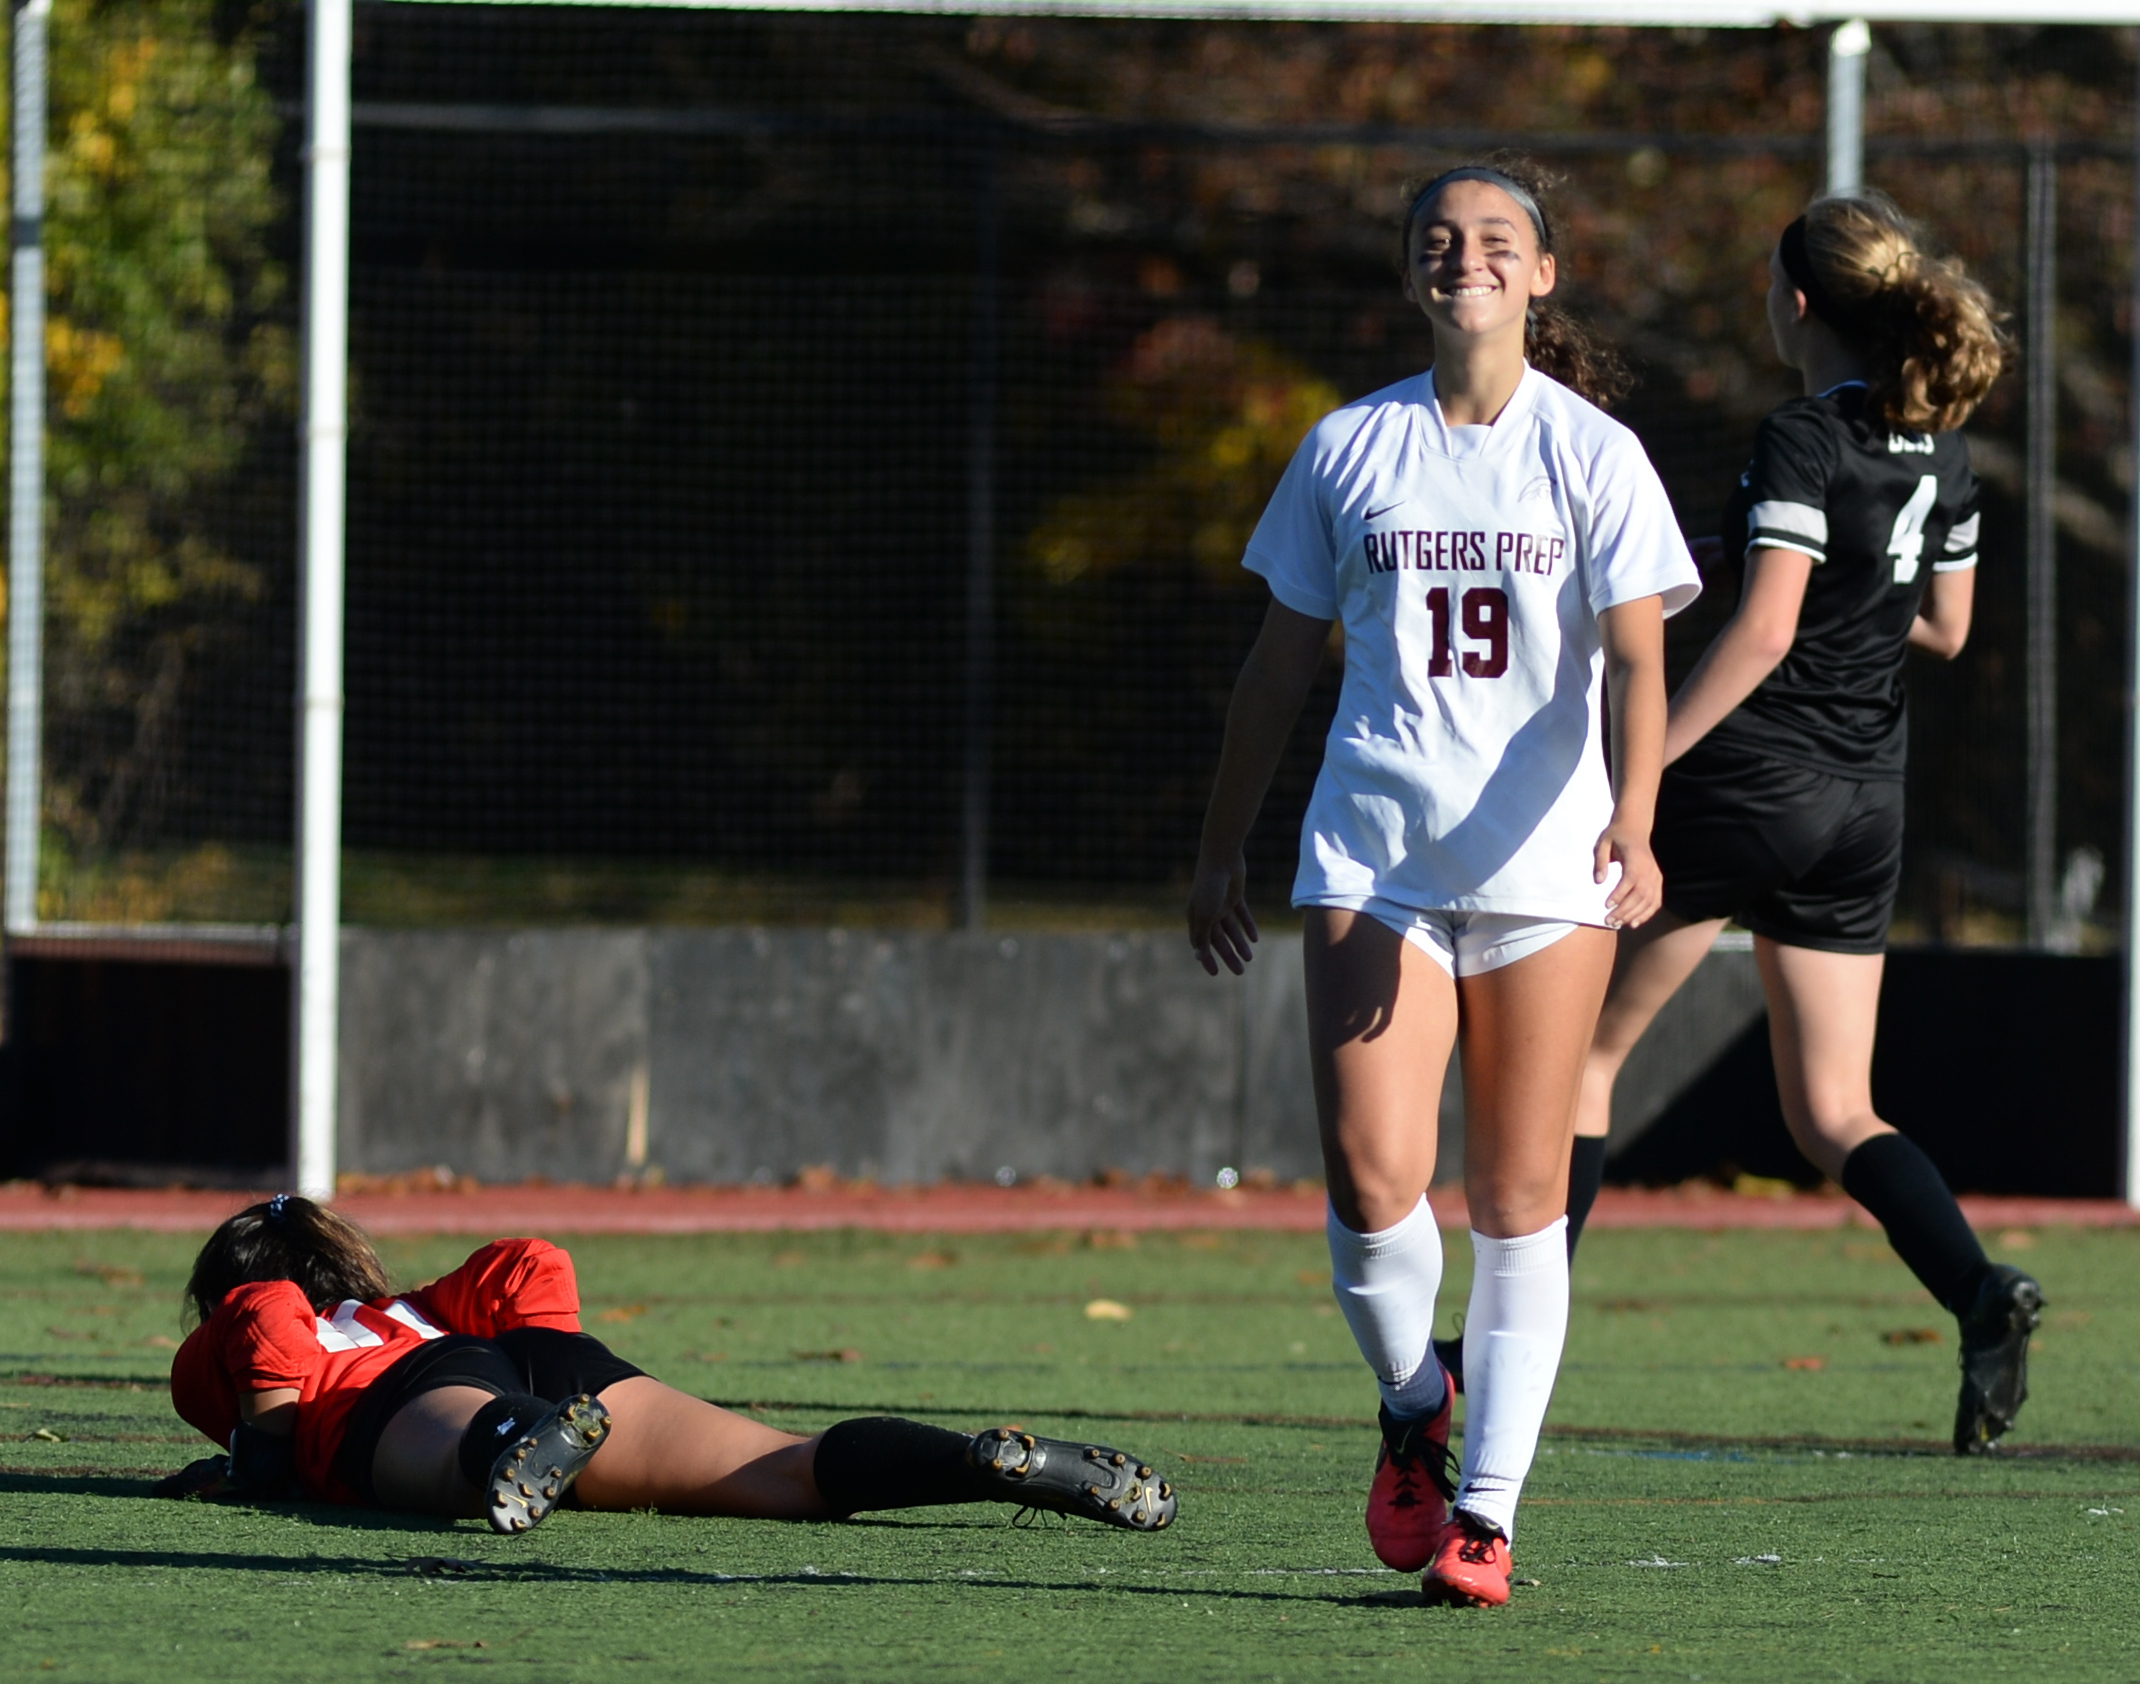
[183,1195,393,1327]
[1398,154,1634,412]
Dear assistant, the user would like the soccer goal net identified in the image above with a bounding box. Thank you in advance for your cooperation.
[9,2,2134,956]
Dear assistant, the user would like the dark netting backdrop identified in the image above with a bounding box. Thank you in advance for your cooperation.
[28,9,2136,942]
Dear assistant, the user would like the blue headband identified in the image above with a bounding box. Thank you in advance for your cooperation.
[267,1193,290,1222]
[1409,167,1550,246]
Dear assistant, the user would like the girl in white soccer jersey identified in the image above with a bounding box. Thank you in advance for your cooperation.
[1188,159,1699,1607]
[1564,193,2039,1456]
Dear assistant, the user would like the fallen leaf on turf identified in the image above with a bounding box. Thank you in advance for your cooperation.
[1174,1453,1247,1465]
[1998,1229,2037,1250]
[792,1348,863,1363]
[1782,1355,1826,1371]
[1511,1577,1543,1587]
[403,1639,486,1650]
[1295,1269,1327,1287]
[75,1263,144,1287]
[694,1351,728,1363]
[141,1335,181,1349]
[1084,1299,1133,1321]
[1881,1327,1943,1345]
[906,1250,957,1270]
[31,1428,67,1443]
[597,1304,647,1324]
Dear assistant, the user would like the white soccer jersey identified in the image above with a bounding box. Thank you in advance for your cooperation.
[1245,366,1701,925]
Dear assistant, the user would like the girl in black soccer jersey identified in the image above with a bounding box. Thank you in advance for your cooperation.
[1557,193,2037,1454]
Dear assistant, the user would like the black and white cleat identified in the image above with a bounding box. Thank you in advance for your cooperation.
[967,1428,1178,1531]
[1954,1264,2043,1456]
[486,1393,612,1534]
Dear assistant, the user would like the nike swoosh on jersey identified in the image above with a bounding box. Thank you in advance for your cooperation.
[1362,501,1404,522]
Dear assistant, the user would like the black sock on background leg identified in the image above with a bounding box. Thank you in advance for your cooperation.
[813,1417,979,1514]
[458,1393,552,1487]
[1565,1135,1610,1261]
[1839,1132,1992,1316]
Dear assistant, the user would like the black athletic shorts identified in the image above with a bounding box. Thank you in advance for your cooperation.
[333,1328,644,1504]
[1652,741,1904,954]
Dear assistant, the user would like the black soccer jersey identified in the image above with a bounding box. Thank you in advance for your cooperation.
[1704,383,1979,780]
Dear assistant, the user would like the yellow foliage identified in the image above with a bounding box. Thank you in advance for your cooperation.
[46,316,126,417]
[1027,316,1337,589]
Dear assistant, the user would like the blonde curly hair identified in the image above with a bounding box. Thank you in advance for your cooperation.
[1795,192,2007,433]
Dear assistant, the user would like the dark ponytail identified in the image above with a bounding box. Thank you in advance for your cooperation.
[1399,155,1633,412]
[183,1195,392,1327]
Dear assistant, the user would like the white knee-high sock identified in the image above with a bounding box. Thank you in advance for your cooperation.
[1456,1220,1569,1540]
[1327,1196,1448,1421]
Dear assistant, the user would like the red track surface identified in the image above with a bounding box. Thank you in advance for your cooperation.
[1,1180,2134,1235]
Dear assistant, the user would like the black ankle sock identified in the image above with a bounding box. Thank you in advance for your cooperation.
[1566,1135,1609,1261]
[813,1417,979,1514]
[1838,1133,1991,1316]
[457,1393,553,1488]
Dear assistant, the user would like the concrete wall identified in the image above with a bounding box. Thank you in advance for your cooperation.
[338,929,1765,1186]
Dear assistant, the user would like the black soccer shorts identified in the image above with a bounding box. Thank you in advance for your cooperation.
[1651,741,1904,955]
[333,1328,645,1503]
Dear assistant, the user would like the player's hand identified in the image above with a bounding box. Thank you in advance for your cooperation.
[1187,853,1259,976]
[152,1454,248,1502]
[1594,822,1662,931]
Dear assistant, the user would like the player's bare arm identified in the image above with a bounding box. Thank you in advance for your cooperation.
[1908,564,1974,659]
[1595,594,1667,930]
[1187,599,1329,976]
[237,1387,300,1434]
[1659,543,1814,765]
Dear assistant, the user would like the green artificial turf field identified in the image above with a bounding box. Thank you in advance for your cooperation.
[2,1223,2136,1683]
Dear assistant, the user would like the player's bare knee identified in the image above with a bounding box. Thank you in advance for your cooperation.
[1465,1170,1568,1239]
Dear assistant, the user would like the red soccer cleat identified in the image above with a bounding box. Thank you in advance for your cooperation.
[1365,1365,1457,1573]
[1424,1510,1513,1608]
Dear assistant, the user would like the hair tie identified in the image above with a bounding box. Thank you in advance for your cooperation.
[1409,167,1550,246]
[267,1193,290,1223]
[1779,215,1857,330]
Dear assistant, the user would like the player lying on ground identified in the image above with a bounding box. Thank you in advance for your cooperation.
[1437,192,2039,1456]
[157,1196,1176,1534]
[1188,158,1698,1608]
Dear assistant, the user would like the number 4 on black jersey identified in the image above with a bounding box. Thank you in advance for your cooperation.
[1710,382,1980,780]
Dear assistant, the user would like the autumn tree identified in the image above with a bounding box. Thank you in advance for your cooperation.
[5,0,288,914]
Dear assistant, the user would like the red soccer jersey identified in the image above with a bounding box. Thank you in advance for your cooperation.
[169,1235,583,1504]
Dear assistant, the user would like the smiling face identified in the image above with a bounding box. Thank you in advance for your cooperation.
[1402,179,1557,345]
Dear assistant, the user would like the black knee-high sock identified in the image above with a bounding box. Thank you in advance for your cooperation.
[457,1393,552,1487]
[1839,1133,1992,1316]
[1565,1135,1609,1261]
[813,1417,981,1514]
